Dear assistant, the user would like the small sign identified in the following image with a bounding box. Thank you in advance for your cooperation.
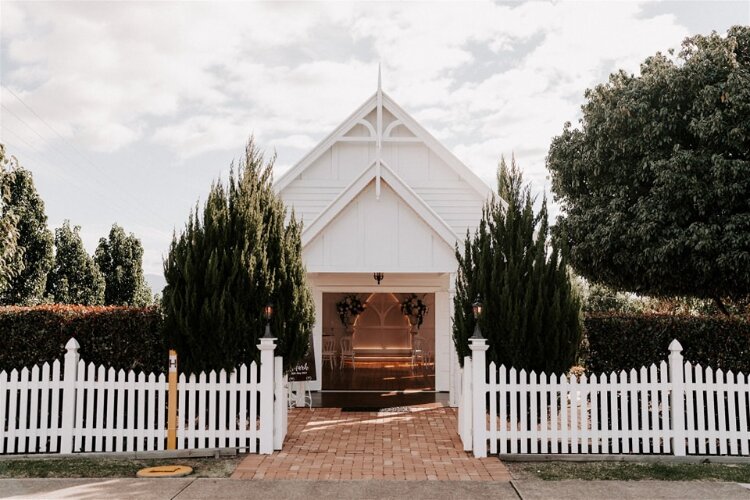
[288,337,317,382]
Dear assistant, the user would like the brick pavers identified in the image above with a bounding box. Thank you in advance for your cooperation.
[232,405,511,481]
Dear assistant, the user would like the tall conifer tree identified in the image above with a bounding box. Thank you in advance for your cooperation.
[453,157,582,374]
[46,221,105,305]
[162,139,314,373]
[0,150,54,305]
[95,224,152,306]
[0,145,21,295]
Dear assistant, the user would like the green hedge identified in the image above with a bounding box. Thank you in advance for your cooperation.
[584,313,750,374]
[0,305,165,373]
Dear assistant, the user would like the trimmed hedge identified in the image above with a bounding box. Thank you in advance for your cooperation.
[0,305,165,373]
[584,313,750,374]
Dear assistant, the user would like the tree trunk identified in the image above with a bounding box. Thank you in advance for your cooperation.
[713,296,730,316]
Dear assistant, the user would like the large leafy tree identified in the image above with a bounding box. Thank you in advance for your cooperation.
[162,139,314,373]
[46,221,105,305]
[453,158,582,374]
[0,148,54,305]
[95,224,152,306]
[0,145,21,295]
[547,26,750,314]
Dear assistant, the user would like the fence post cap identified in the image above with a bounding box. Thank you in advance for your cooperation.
[65,337,80,351]
[258,337,277,350]
[668,339,683,352]
[468,337,489,351]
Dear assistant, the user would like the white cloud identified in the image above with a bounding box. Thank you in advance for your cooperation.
[1,1,738,274]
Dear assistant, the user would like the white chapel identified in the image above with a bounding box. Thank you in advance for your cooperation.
[275,72,492,400]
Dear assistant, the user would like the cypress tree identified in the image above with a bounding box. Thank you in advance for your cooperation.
[46,220,105,305]
[0,150,54,305]
[162,139,314,373]
[95,224,152,306]
[0,145,21,295]
[453,157,582,374]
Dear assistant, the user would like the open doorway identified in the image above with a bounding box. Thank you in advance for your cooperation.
[321,292,435,391]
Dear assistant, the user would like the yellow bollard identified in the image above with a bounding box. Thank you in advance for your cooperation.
[167,349,178,450]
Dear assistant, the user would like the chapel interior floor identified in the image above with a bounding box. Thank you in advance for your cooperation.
[311,390,449,409]
[321,358,436,392]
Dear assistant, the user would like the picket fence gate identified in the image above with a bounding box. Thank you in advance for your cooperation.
[0,337,287,455]
[459,338,750,458]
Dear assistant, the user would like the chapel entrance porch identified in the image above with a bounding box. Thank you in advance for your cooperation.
[320,292,436,393]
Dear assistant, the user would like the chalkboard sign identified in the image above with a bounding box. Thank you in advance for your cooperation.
[288,337,317,382]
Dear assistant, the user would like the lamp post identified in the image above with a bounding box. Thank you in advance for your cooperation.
[262,303,274,339]
[470,296,483,340]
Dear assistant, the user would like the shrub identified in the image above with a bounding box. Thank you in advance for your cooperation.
[0,305,165,373]
[163,140,314,373]
[454,157,582,374]
[584,313,750,374]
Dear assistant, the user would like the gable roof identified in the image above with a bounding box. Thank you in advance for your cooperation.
[274,91,493,200]
[301,159,458,250]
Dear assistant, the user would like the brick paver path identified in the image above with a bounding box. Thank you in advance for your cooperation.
[232,405,510,481]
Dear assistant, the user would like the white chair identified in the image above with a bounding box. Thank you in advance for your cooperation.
[411,336,427,369]
[340,337,355,370]
[288,380,312,409]
[322,336,337,369]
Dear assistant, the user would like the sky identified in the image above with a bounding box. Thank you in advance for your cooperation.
[0,0,747,291]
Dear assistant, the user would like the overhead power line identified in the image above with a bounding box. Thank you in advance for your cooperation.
[1,85,173,227]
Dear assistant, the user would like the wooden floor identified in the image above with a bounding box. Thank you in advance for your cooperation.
[312,390,447,409]
[321,357,435,391]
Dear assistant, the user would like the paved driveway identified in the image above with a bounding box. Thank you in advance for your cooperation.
[233,405,511,481]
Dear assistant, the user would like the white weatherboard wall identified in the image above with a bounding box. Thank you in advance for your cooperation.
[276,79,492,395]
[304,179,456,273]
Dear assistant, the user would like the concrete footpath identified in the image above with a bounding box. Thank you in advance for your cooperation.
[1,479,749,499]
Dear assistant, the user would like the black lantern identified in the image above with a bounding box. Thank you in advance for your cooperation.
[373,272,384,285]
[472,297,483,319]
[262,303,274,339]
[470,296,483,339]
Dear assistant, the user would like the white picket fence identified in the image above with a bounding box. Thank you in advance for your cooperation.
[1,337,287,455]
[460,338,750,457]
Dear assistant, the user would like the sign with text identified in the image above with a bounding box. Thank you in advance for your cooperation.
[288,338,317,382]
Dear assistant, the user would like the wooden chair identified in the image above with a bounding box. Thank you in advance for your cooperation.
[340,337,355,370]
[411,336,427,370]
[322,336,337,369]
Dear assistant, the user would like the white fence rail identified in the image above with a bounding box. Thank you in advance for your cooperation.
[1,337,286,455]
[461,338,750,458]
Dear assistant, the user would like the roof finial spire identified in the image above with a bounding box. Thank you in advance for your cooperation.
[377,62,382,92]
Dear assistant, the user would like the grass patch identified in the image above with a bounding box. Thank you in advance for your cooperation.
[0,456,242,479]
[507,461,750,482]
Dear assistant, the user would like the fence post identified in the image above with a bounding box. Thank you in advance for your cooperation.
[669,339,686,456]
[273,355,285,450]
[60,338,80,454]
[258,337,277,455]
[461,357,473,451]
[470,338,489,458]
[167,349,178,450]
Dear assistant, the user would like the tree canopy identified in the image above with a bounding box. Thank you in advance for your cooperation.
[0,145,21,295]
[162,139,314,373]
[95,224,152,306]
[46,220,105,305]
[453,157,582,374]
[0,148,54,305]
[547,26,750,313]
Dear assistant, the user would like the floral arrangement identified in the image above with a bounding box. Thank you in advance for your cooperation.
[336,294,366,326]
[400,294,428,328]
